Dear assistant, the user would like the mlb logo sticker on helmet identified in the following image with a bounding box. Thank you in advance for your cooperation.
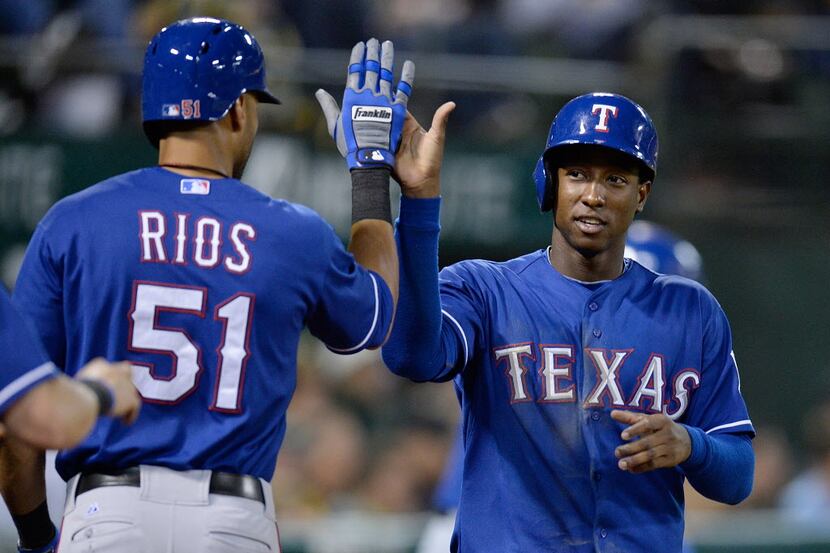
[162,104,181,117]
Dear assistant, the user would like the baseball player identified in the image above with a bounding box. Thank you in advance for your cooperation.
[11,19,409,552]
[381,92,755,552]
[0,285,139,553]
[416,220,710,553]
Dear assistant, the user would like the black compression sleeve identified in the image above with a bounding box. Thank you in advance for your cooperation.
[351,168,392,224]
[12,501,56,549]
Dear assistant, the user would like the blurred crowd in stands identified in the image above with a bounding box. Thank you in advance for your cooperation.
[0,0,827,142]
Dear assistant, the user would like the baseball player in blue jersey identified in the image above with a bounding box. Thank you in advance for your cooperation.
[417,220,710,553]
[11,18,411,553]
[381,92,755,552]
[0,286,139,553]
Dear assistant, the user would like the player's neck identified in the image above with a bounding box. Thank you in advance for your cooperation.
[548,234,626,282]
[158,134,234,180]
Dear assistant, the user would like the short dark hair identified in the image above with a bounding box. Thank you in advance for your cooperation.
[143,120,212,149]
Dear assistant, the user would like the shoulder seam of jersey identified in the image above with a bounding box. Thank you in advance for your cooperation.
[509,249,549,277]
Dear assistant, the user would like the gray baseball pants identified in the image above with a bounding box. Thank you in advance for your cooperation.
[58,465,280,552]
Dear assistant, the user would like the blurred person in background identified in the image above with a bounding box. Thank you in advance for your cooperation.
[273,340,455,518]
[779,396,830,530]
[0,284,140,553]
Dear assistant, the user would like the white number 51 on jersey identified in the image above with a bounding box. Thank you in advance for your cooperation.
[128,281,253,412]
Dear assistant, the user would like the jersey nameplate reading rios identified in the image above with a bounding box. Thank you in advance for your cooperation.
[138,207,256,272]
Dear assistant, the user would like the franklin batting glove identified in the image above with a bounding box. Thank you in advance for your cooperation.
[316,38,414,170]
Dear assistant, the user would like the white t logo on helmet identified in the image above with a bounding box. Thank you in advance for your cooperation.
[591,104,619,133]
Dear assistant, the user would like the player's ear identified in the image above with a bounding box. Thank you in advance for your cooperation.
[636,180,651,213]
[228,97,246,132]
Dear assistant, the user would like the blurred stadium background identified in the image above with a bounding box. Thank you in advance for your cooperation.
[0,0,829,551]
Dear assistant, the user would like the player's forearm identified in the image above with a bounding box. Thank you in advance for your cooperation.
[382,196,456,381]
[4,376,98,449]
[348,168,399,304]
[0,438,46,515]
[681,426,754,504]
[348,220,398,304]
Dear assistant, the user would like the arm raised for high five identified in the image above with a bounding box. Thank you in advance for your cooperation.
[393,102,456,199]
[316,38,421,306]
[381,102,467,382]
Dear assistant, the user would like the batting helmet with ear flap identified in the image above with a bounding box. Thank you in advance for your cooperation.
[142,17,280,140]
[533,92,658,212]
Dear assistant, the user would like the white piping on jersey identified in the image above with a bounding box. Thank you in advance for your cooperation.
[327,272,380,354]
[442,309,469,367]
[730,350,742,391]
[0,362,57,410]
[705,420,753,434]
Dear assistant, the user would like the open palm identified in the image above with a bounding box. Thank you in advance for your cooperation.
[393,102,455,199]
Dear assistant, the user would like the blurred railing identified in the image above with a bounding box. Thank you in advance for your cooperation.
[0,15,826,96]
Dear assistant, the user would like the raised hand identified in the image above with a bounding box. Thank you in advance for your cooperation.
[611,410,692,473]
[393,102,456,199]
[316,38,413,170]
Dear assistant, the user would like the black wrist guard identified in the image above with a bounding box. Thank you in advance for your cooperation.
[12,501,56,549]
[351,168,392,224]
[79,379,114,416]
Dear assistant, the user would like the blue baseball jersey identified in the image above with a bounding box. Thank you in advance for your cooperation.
[0,287,58,417]
[13,167,393,481]
[437,249,753,552]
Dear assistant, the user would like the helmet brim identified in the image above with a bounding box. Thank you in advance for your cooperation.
[251,89,281,105]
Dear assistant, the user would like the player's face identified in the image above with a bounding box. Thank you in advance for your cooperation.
[233,94,260,179]
[552,146,650,257]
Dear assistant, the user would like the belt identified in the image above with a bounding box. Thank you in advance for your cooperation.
[75,467,265,504]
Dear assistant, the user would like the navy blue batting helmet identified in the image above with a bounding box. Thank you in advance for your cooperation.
[533,92,658,212]
[625,221,705,282]
[142,17,279,134]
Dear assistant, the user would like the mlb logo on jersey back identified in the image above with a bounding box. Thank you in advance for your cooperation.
[162,104,181,117]
[180,179,210,195]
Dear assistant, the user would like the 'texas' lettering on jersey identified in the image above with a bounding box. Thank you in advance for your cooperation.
[138,211,256,274]
[494,344,700,420]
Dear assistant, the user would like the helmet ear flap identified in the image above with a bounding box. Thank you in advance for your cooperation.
[533,154,556,212]
[534,156,550,212]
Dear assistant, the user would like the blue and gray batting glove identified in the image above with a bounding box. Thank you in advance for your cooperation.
[17,531,59,553]
[316,38,414,170]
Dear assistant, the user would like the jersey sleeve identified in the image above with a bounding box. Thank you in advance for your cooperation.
[681,295,754,437]
[306,221,393,353]
[12,221,67,368]
[0,287,58,417]
[438,262,487,373]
